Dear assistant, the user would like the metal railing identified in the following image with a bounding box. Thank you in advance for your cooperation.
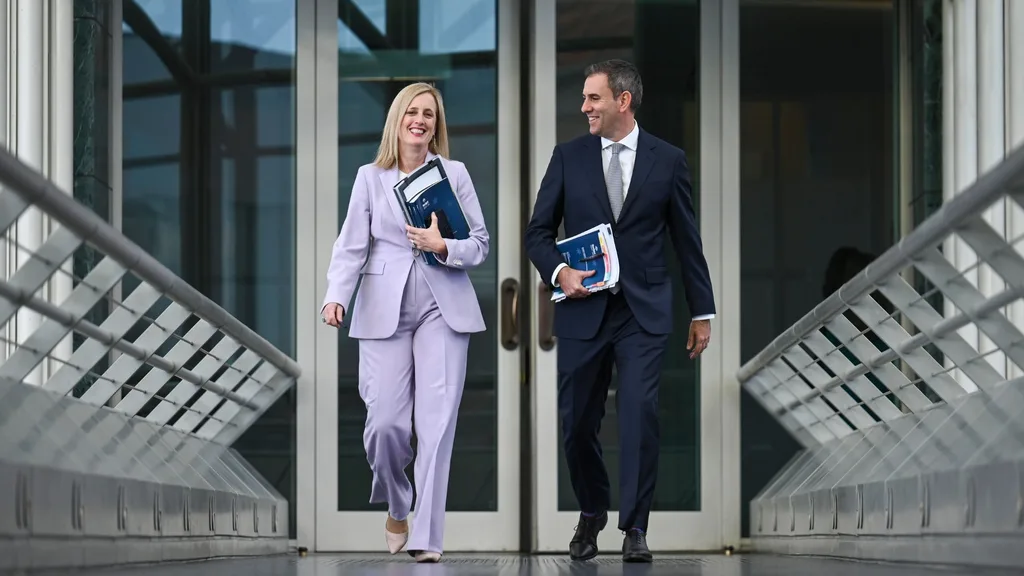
[738,142,1024,568]
[0,147,298,572]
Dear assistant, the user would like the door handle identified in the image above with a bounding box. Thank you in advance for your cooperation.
[537,281,556,351]
[500,278,519,350]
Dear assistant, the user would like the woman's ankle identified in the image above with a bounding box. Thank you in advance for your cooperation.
[386,515,408,533]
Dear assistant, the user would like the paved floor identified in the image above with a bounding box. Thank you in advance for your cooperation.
[35,554,1024,576]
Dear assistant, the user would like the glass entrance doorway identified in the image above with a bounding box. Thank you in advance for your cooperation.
[298,0,740,553]
[528,0,731,552]
[307,0,521,552]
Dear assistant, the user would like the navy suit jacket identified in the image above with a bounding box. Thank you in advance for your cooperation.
[525,129,716,341]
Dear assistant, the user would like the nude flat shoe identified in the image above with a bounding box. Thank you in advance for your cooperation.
[415,551,441,563]
[385,517,409,554]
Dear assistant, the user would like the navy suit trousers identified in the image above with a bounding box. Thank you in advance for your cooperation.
[556,291,668,532]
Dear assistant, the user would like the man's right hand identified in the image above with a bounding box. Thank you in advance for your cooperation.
[556,267,595,299]
[323,303,345,327]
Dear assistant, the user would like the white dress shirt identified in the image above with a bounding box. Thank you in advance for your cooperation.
[550,121,714,322]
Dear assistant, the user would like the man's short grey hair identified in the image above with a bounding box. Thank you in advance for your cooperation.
[584,59,643,111]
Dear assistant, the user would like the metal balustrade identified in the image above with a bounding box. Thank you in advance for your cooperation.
[0,148,299,572]
[739,143,1024,568]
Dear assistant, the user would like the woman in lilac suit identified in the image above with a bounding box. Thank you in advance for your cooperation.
[320,83,488,563]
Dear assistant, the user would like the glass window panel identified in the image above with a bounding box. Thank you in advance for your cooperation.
[121,0,298,537]
[439,67,497,126]
[338,82,387,137]
[354,0,389,33]
[121,0,181,85]
[419,0,496,54]
[738,0,899,536]
[210,1,297,72]
[123,96,181,159]
[256,86,298,148]
[122,164,183,275]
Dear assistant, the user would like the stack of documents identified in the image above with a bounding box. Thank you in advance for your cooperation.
[393,158,471,266]
[551,223,620,302]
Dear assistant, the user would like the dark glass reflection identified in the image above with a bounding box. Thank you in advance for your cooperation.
[121,0,297,537]
[738,0,897,535]
[554,0,702,512]
[335,0,500,512]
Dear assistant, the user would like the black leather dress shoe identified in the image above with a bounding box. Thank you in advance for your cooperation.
[622,528,653,563]
[569,512,607,561]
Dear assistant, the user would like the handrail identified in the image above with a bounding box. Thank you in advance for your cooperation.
[0,146,301,379]
[737,141,1024,383]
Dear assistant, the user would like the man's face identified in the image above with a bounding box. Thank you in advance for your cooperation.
[581,73,624,137]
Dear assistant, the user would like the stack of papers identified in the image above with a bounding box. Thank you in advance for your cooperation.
[393,158,471,266]
[551,223,620,302]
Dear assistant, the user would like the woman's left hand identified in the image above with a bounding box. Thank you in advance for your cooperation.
[406,213,447,255]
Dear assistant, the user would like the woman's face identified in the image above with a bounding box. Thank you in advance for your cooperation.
[398,92,437,148]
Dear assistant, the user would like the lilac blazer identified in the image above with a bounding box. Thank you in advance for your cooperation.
[321,153,489,339]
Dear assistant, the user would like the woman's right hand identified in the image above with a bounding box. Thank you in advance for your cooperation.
[323,302,345,327]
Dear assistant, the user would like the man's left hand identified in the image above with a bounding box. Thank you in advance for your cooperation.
[687,319,711,360]
[406,213,447,255]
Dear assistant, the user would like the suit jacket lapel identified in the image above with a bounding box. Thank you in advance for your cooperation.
[587,137,616,223]
[618,130,655,222]
[379,168,411,233]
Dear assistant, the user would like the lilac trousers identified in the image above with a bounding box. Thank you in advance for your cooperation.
[357,262,469,554]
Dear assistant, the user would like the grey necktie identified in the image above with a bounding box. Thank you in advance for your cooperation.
[606,143,625,221]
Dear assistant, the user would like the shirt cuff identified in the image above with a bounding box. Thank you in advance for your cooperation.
[691,314,715,321]
[435,242,449,264]
[551,263,568,287]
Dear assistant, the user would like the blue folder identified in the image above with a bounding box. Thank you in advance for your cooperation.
[551,223,619,302]
[393,158,471,266]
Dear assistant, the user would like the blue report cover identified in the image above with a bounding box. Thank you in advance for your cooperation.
[394,158,470,266]
[552,224,619,301]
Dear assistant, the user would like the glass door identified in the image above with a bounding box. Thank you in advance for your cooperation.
[528,0,728,552]
[311,0,523,552]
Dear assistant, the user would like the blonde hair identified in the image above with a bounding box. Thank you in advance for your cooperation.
[373,83,450,169]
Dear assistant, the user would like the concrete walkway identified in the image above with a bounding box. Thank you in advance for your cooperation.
[31,553,1016,576]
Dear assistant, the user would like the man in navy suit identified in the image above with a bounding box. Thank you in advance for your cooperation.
[525,59,715,563]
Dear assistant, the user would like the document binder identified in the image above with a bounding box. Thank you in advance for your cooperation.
[393,158,471,266]
[551,223,620,302]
